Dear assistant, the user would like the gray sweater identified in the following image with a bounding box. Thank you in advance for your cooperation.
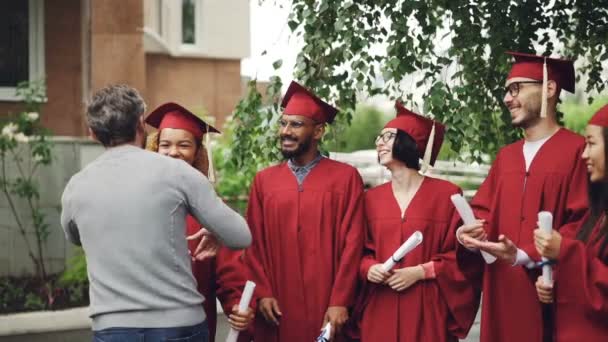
[60,145,251,330]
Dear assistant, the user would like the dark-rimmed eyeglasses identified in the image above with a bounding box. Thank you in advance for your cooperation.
[375,131,397,144]
[505,81,542,97]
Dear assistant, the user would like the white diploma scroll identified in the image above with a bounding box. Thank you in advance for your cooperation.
[381,231,423,272]
[450,194,497,264]
[225,281,256,342]
[538,211,554,285]
[316,322,331,342]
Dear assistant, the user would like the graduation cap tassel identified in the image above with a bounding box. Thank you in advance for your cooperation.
[421,122,436,174]
[205,124,216,183]
[540,57,548,118]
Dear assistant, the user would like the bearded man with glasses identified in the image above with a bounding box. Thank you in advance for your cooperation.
[455,52,589,342]
[244,81,365,342]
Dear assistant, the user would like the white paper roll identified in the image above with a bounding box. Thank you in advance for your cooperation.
[316,322,331,342]
[450,194,497,264]
[381,231,423,272]
[538,211,553,285]
[225,281,256,342]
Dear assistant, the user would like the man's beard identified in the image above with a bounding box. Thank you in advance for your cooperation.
[280,135,312,159]
[512,103,541,129]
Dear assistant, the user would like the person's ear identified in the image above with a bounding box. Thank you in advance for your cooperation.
[313,123,325,140]
[88,128,99,142]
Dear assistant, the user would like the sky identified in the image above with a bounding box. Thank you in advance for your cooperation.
[241,1,298,85]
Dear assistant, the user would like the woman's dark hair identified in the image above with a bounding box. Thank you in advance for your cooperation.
[392,129,420,170]
[576,127,608,264]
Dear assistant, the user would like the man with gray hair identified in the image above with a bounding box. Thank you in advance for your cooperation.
[60,84,251,342]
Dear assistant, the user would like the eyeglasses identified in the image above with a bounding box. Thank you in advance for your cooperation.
[375,131,396,144]
[505,81,542,97]
[278,119,320,129]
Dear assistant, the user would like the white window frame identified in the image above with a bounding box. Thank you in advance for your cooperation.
[0,0,45,102]
[178,0,204,54]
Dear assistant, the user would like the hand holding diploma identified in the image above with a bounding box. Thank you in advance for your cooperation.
[226,281,256,342]
[381,231,423,272]
[537,211,554,285]
[316,322,331,342]
[322,306,348,341]
[535,275,554,304]
[533,214,562,260]
[451,194,497,264]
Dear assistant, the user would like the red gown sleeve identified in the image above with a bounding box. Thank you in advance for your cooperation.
[521,146,588,260]
[244,174,274,300]
[215,249,250,313]
[431,189,482,338]
[555,236,608,318]
[360,198,378,282]
[456,154,501,283]
[329,170,365,307]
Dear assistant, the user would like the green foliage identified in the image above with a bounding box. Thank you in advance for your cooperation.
[244,0,606,163]
[225,1,606,194]
[59,248,88,286]
[24,293,46,311]
[326,105,388,152]
[1,80,54,282]
[0,275,89,314]
[561,96,608,134]
[216,79,284,199]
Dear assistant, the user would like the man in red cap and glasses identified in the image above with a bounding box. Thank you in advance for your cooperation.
[456,52,589,341]
[244,81,365,342]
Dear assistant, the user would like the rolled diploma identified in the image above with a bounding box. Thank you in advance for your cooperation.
[538,211,553,285]
[450,194,497,264]
[225,281,256,342]
[381,231,423,272]
[316,322,331,342]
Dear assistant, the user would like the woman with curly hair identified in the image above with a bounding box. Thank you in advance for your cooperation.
[145,102,254,342]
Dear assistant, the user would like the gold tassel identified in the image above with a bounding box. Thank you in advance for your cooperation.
[205,123,215,183]
[540,57,548,118]
[421,122,436,174]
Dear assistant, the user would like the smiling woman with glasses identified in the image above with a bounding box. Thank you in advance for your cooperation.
[374,131,397,144]
[353,101,479,342]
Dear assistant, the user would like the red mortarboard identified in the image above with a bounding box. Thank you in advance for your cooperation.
[145,102,220,182]
[145,102,220,140]
[384,101,446,167]
[506,51,575,93]
[588,104,608,127]
[281,81,338,124]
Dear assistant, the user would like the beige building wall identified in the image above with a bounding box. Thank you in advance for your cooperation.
[145,55,241,129]
[90,0,146,95]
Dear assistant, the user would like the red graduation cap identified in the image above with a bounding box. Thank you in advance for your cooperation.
[506,51,575,93]
[506,51,575,118]
[588,104,608,127]
[145,102,220,182]
[281,81,338,124]
[384,101,446,167]
[145,102,220,140]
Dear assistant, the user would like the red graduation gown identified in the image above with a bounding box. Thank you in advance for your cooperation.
[186,216,253,342]
[244,158,365,342]
[457,128,588,342]
[359,178,480,341]
[551,213,608,341]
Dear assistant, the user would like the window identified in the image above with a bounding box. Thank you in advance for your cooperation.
[0,0,45,101]
[182,0,196,45]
